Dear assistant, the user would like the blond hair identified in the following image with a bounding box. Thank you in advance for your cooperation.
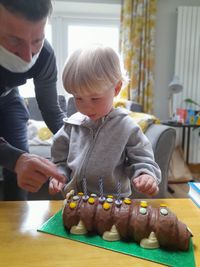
[62,45,124,95]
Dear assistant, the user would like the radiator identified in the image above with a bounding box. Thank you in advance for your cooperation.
[174,6,200,163]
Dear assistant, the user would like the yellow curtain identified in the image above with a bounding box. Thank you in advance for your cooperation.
[119,0,157,113]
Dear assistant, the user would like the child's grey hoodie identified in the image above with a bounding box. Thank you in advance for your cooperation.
[51,108,161,197]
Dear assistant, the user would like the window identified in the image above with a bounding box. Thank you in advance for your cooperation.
[19,1,121,97]
[68,25,119,55]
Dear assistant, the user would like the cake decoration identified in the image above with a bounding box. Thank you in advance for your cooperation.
[62,178,193,251]
[140,232,160,249]
[63,191,192,251]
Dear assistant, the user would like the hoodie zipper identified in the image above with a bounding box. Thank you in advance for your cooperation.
[77,120,106,191]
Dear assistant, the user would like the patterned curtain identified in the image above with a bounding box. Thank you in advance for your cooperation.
[119,0,157,113]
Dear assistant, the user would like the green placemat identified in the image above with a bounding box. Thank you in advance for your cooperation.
[38,209,195,267]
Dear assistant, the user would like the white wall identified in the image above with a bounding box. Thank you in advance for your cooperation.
[154,0,200,120]
[52,0,120,17]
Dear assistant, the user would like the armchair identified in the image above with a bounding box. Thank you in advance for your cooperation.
[27,95,67,158]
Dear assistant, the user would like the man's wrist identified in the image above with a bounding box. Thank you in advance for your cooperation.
[14,152,29,173]
[0,138,26,171]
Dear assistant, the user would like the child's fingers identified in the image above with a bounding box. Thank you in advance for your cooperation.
[49,180,57,195]
[132,175,159,196]
[150,187,159,196]
[143,179,159,195]
[144,179,158,192]
[133,177,147,190]
[132,177,142,187]
[146,185,158,196]
[49,179,64,195]
[133,180,144,192]
[57,182,65,191]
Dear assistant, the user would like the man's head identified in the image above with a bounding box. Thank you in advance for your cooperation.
[0,0,52,69]
[0,0,52,21]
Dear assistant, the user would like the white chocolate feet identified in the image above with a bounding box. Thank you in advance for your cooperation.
[140,232,160,249]
[70,220,87,235]
[102,225,120,241]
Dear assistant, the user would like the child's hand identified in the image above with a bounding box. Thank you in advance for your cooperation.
[132,174,159,196]
[49,177,65,195]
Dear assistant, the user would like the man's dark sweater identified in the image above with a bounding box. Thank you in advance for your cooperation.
[0,40,65,170]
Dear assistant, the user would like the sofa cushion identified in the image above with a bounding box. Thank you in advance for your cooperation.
[128,111,160,132]
[29,145,51,159]
[28,119,53,146]
[113,98,160,132]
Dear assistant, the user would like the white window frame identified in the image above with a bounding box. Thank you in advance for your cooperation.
[19,1,121,98]
[50,1,121,96]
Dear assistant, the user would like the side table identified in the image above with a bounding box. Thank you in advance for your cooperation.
[161,121,200,164]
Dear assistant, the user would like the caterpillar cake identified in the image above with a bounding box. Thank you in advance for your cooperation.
[62,191,192,251]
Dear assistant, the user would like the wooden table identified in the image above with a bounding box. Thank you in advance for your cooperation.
[0,199,199,267]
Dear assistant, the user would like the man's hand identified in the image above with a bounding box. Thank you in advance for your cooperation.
[14,153,66,192]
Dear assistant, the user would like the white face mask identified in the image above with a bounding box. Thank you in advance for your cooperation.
[0,45,40,73]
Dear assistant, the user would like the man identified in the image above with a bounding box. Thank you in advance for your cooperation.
[0,0,66,200]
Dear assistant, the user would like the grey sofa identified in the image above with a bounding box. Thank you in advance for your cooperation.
[27,96,176,199]
[27,95,67,158]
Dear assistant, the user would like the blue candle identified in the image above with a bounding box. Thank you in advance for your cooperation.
[117,180,121,200]
[99,177,104,198]
[82,177,87,197]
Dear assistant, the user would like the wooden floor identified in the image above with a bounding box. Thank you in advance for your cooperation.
[167,171,200,198]
[167,183,190,198]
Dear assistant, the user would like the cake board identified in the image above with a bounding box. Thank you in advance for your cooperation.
[38,209,195,267]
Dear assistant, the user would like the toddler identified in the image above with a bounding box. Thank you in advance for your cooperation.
[49,45,161,198]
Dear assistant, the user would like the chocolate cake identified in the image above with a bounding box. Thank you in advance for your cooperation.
[62,191,192,251]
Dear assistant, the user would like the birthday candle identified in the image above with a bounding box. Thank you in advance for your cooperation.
[82,177,87,197]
